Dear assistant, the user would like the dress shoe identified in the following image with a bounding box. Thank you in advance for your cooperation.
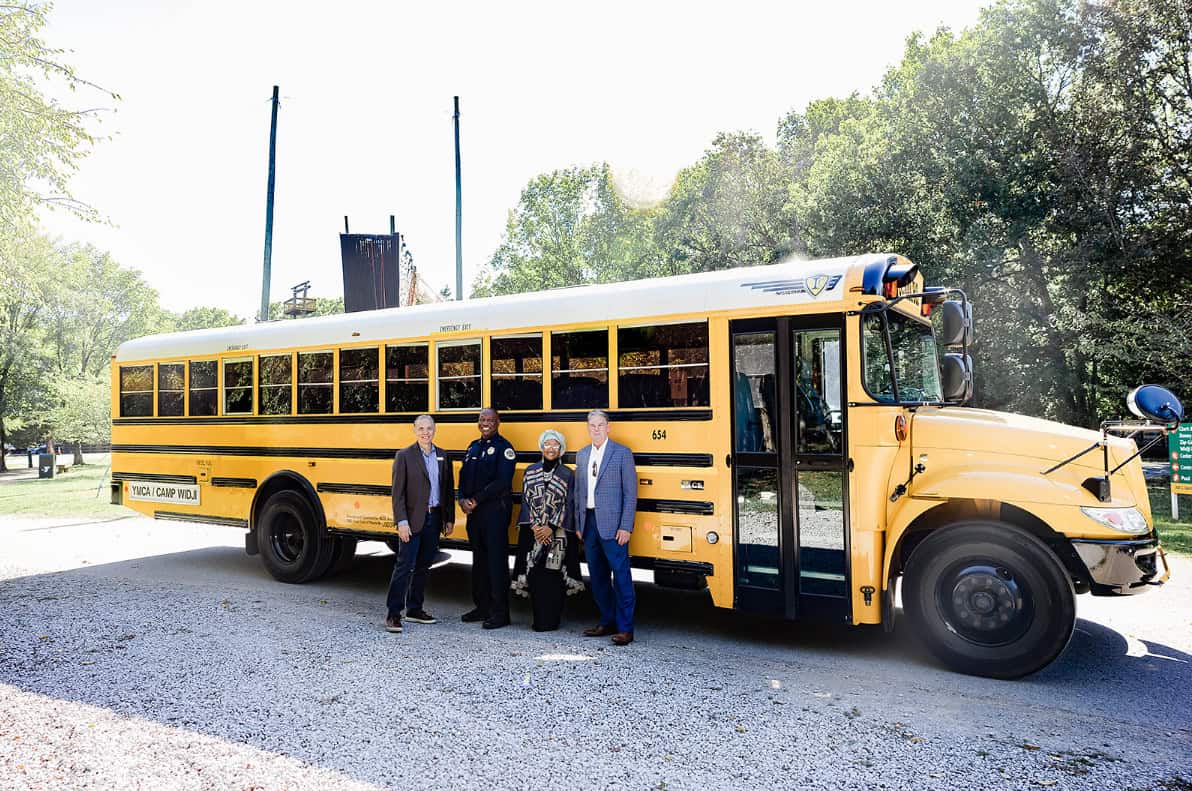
[611,631,634,646]
[583,624,614,637]
[384,615,403,633]
[482,617,510,630]
[405,609,437,624]
[460,609,489,623]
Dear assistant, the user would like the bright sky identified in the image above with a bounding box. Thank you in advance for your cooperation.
[40,0,987,318]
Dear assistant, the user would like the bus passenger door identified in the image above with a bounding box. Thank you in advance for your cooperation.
[790,321,849,622]
[729,317,849,620]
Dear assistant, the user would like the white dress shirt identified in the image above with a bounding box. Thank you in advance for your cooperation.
[586,440,608,508]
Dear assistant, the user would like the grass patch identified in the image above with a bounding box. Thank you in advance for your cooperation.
[0,456,128,519]
[1149,484,1192,557]
[1156,521,1192,556]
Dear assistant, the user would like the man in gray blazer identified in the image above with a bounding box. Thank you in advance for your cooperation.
[385,414,455,633]
[573,410,638,645]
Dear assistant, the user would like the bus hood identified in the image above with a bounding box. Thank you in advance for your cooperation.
[910,408,1135,472]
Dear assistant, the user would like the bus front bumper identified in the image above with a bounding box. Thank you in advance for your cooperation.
[1071,537,1168,596]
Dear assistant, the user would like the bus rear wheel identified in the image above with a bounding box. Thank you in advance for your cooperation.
[257,490,333,584]
[902,521,1075,679]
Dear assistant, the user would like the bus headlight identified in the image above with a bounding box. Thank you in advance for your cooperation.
[706,531,719,545]
[1079,506,1149,535]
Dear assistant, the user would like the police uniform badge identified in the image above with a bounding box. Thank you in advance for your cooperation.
[487,446,495,455]
[504,447,516,460]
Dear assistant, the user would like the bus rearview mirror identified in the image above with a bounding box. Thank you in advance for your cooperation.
[939,300,974,347]
[941,353,972,403]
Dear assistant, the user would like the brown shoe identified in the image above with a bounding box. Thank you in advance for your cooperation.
[384,615,403,633]
[611,632,634,646]
[583,624,614,637]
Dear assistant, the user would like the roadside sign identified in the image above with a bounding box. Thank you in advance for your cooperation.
[1171,423,1192,495]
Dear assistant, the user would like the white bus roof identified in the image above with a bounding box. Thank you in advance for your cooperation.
[115,254,888,362]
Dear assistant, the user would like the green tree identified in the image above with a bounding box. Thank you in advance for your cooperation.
[780,0,1189,425]
[473,163,661,296]
[45,374,110,464]
[0,230,56,471]
[0,3,117,226]
[45,244,167,378]
[654,132,799,274]
[172,306,245,331]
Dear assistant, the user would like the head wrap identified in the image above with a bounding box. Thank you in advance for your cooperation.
[538,428,566,457]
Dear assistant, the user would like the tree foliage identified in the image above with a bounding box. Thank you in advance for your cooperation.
[45,374,110,463]
[472,164,661,296]
[172,306,246,332]
[0,233,178,469]
[0,2,116,226]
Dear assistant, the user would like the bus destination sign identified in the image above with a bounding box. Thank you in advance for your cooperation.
[1171,423,1192,496]
[126,481,201,506]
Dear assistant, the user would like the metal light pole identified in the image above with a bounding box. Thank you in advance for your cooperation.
[453,96,463,301]
[259,85,280,322]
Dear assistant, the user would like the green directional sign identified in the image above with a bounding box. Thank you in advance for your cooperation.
[1172,423,1192,495]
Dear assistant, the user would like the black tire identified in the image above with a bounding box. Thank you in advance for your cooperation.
[326,537,358,576]
[256,490,334,584]
[902,521,1075,679]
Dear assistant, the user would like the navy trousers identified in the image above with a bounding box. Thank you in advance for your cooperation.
[467,504,512,620]
[386,510,441,617]
[583,510,635,633]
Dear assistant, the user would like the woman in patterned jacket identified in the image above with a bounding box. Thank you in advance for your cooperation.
[511,429,584,613]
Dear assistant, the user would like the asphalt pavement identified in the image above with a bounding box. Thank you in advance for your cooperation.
[1,515,1189,790]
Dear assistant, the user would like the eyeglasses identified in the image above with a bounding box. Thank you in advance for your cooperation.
[592,460,598,478]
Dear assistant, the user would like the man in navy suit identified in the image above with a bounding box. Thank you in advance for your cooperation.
[573,410,638,645]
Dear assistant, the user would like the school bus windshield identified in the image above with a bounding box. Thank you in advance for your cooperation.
[863,310,943,403]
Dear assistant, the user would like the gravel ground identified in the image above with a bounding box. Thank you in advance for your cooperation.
[1,515,1190,790]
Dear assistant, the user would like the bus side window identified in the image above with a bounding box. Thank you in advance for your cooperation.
[437,340,481,410]
[157,363,184,417]
[385,344,429,412]
[259,354,292,415]
[119,365,154,417]
[189,361,217,416]
[339,347,379,413]
[223,358,253,415]
[298,351,333,414]
[551,329,608,409]
[618,322,709,408]
[491,334,543,411]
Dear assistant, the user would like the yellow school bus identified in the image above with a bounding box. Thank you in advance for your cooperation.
[110,254,1174,678]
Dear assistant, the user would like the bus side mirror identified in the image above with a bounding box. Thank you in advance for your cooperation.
[939,300,974,347]
[942,353,973,403]
[1127,385,1184,426]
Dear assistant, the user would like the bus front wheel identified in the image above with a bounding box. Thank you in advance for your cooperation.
[257,490,334,584]
[902,521,1075,679]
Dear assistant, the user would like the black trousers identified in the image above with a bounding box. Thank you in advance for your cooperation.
[466,505,511,619]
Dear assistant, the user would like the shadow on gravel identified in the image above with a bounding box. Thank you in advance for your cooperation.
[2,541,1190,785]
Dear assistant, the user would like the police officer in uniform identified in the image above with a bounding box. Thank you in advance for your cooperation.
[458,408,516,629]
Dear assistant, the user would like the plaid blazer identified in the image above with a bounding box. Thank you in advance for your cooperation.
[572,440,637,540]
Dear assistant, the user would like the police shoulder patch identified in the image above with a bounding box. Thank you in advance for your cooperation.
[503,447,516,461]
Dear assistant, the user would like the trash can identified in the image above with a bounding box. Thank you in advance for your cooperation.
[38,453,56,479]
